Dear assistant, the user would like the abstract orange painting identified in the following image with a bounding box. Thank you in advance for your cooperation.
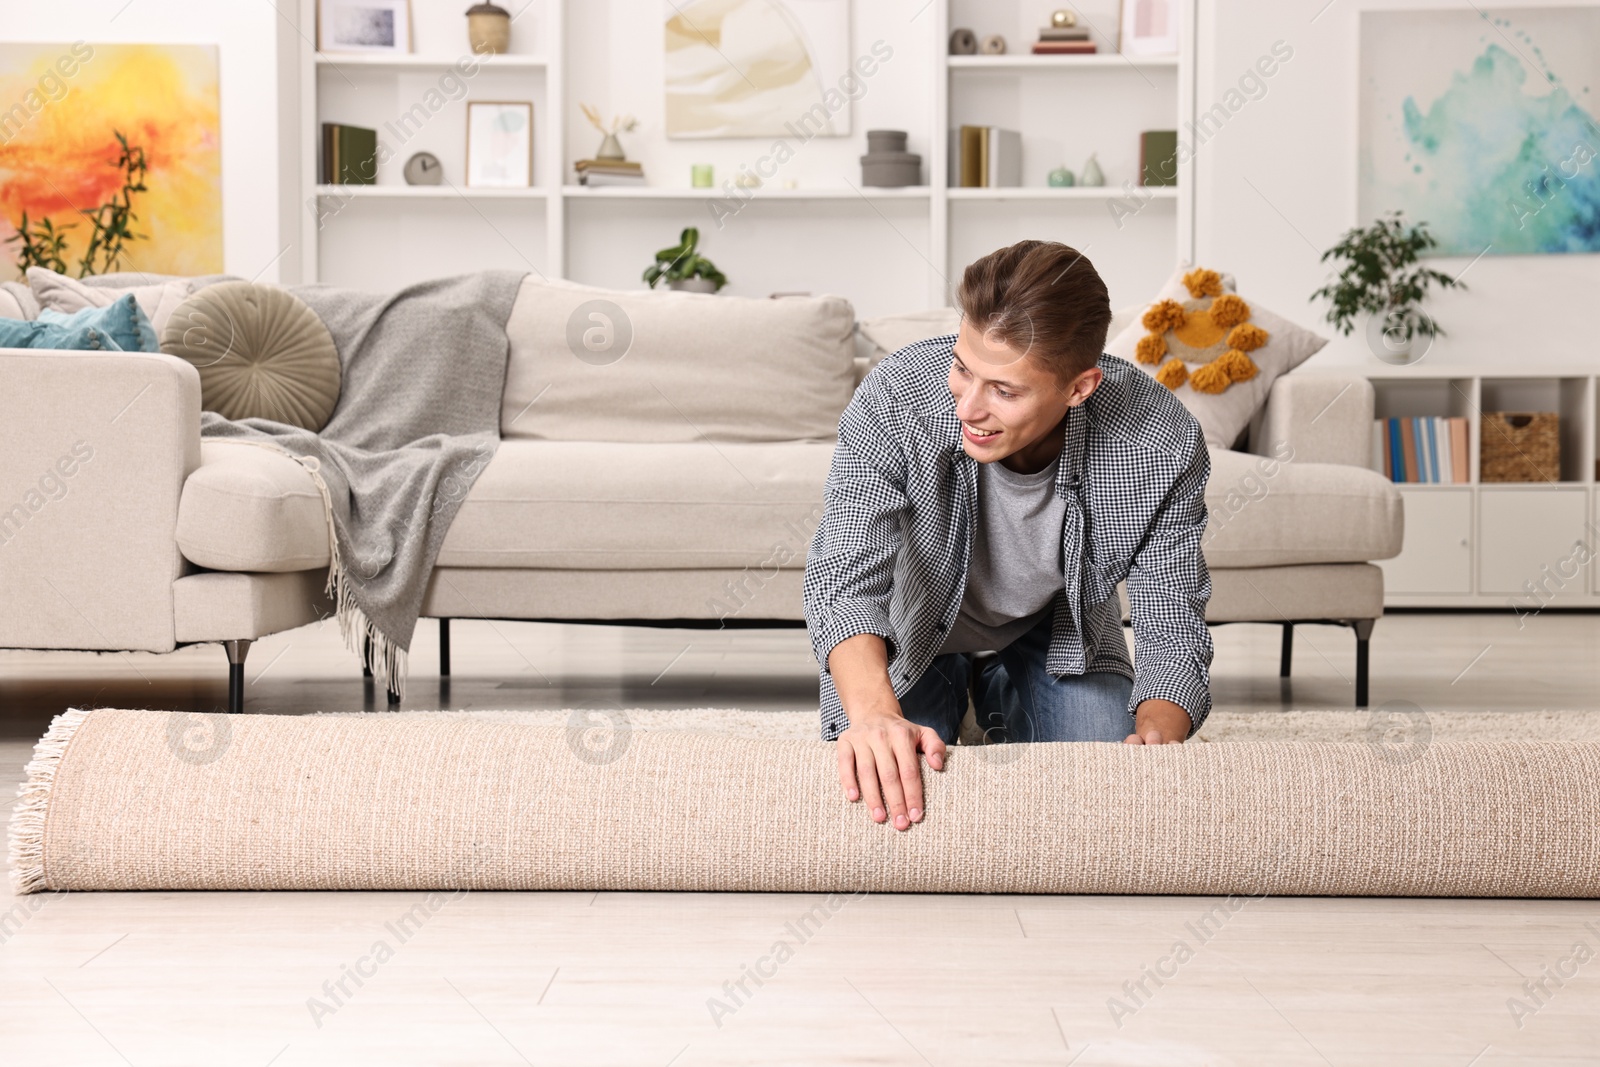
[0,43,221,280]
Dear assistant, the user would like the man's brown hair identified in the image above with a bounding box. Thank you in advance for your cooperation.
[956,240,1113,381]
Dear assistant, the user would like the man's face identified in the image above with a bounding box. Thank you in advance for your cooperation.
[948,318,1101,464]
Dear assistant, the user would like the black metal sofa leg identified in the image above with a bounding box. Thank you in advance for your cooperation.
[1352,619,1375,708]
[439,617,451,677]
[1279,622,1293,678]
[224,639,251,714]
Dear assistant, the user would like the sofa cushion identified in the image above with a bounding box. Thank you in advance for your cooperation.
[499,276,855,443]
[177,442,330,572]
[1109,267,1327,449]
[0,281,37,320]
[161,282,342,431]
[28,266,196,337]
[437,439,830,569]
[1204,448,1403,569]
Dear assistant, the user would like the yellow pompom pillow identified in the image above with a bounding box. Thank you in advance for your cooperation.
[1107,267,1327,449]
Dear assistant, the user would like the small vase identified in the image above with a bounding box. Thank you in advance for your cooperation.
[1048,166,1075,188]
[669,277,719,294]
[595,133,625,161]
[1080,153,1105,187]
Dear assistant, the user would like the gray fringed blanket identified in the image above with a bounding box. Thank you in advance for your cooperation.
[200,271,525,695]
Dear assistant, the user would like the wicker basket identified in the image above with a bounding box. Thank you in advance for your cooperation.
[1480,411,1560,483]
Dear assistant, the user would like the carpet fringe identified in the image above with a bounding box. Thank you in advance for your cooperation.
[7,707,90,895]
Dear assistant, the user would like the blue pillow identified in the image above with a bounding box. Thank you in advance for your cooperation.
[0,316,131,352]
[34,293,160,352]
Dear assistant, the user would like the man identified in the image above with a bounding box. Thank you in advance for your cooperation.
[803,241,1213,832]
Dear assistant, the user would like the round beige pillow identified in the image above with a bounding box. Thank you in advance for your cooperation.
[161,282,341,431]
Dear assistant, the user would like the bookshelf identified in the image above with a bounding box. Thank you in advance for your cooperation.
[293,0,1198,317]
[1303,366,1600,607]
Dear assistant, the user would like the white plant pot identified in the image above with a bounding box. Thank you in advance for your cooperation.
[1364,309,1432,365]
[668,277,719,294]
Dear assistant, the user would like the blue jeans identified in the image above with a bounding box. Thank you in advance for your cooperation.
[899,615,1135,743]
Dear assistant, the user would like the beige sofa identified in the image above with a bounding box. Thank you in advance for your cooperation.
[0,279,1401,713]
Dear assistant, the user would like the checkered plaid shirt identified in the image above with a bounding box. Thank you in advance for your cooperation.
[804,336,1213,741]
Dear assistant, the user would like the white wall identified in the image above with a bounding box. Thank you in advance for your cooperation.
[0,0,301,283]
[1194,0,1600,367]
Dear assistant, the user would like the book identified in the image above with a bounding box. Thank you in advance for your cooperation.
[321,123,377,185]
[986,127,1021,187]
[575,159,643,173]
[1140,130,1178,187]
[1435,418,1452,483]
[578,172,647,186]
[950,126,1021,188]
[957,125,985,187]
[1388,419,1403,482]
[1420,415,1433,483]
[1038,27,1092,40]
[1031,42,1099,54]
[1400,417,1418,482]
[1423,417,1439,483]
[1451,418,1470,483]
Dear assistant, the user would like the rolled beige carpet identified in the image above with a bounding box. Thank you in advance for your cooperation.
[10,708,1600,896]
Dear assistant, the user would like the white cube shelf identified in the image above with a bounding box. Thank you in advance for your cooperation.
[1330,366,1600,608]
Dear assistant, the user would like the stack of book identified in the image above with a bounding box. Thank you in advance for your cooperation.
[1371,416,1470,484]
[574,159,645,187]
[948,126,1021,188]
[321,123,377,185]
[1033,24,1095,54]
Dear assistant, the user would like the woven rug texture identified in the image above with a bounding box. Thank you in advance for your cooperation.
[9,708,1599,897]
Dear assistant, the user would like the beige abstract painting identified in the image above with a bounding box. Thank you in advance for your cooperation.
[665,0,851,139]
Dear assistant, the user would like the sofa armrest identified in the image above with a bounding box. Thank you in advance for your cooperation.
[0,348,201,652]
[1249,374,1374,467]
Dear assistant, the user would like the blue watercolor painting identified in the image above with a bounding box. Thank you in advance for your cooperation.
[1359,8,1600,256]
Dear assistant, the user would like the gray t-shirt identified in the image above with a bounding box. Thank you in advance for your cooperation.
[937,455,1067,654]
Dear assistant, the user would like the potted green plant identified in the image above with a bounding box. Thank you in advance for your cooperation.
[1310,211,1464,363]
[643,227,727,294]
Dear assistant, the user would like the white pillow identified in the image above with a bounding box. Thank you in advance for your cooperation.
[0,282,35,320]
[500,277,856,443]
[857,308,961,360]
[27,267,195,337]
[1107,267,1327,449]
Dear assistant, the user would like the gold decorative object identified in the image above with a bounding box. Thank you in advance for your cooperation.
[1051,9,1077,28]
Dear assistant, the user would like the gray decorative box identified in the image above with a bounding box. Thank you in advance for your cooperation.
[860,130,922,187]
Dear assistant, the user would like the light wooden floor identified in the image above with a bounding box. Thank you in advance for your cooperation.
[3,613,1600,1064]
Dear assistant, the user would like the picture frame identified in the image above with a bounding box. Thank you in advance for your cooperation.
[466,101,534,188]
[1118,0,1179,56]
[317,0,414,55]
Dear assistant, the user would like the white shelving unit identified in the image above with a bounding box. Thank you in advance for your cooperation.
[296,0,564,286]
[1303,365,1600,608]
[294,0,1197,313]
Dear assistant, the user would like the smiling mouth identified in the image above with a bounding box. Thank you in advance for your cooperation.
[962,423,1001,443]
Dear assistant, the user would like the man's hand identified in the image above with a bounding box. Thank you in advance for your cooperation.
[827,633,946,829]
[1124,699,1192,745]
[837,712,945,831]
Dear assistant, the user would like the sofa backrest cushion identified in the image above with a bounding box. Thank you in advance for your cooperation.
[499,276,855,442]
